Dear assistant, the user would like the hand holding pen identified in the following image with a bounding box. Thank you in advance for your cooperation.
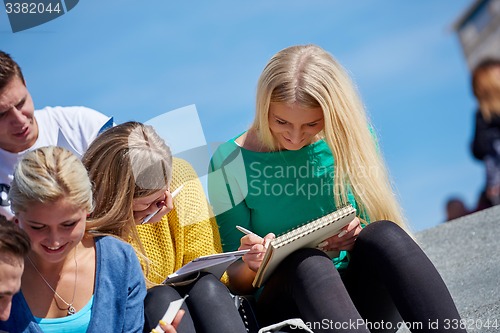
[141,185,184,225]
[236,225,275,272]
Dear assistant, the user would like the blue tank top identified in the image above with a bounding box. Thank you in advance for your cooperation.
[35,295,94,333]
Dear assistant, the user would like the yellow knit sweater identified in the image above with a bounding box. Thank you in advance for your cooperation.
[136,158,224,285]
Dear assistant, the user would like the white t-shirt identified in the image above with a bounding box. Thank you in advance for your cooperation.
[0,106,113,219]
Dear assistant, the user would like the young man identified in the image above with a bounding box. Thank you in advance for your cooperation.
[0,216,30,321]
[0,51,113,219]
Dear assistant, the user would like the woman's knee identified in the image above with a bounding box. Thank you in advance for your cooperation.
[145,285,182,307]
[144,286,186,333]
[284,247,330,265]
[190,273,231,299]
[355,220,415,255]
[360,220,407,241]
[279,248,339,282]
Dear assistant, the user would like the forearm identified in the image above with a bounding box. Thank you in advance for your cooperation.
[226,260,257,295]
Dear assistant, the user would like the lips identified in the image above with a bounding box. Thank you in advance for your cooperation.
[42,243,68,254]
[13,126,29,138]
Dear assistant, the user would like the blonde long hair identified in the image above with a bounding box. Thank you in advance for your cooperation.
[82,122,173,281]
[251,44,407,230]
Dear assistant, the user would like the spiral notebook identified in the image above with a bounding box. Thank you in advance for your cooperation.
[252,205,357,288]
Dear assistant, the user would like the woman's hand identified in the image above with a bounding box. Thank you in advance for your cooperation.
[238,233,275,272]
[134,189,175,225]
[317,217,362,252]
[151,309,185,333]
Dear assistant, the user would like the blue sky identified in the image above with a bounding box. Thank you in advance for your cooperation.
[1,0,481,231]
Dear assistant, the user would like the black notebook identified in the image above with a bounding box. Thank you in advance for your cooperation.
[252,205,356,288]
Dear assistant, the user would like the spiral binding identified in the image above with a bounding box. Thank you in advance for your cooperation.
[272,205,356,247]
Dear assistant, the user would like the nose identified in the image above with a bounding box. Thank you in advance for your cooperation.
[10,107,27,126]
[288,128,303,144]
[47,229,62,248]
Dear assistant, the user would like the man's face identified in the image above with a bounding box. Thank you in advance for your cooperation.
[0,254,23,321]
[0,77,37,153]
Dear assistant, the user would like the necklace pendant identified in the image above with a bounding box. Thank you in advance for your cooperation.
[67,305,76,316]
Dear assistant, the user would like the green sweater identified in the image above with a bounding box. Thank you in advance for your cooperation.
[208,136,361,270]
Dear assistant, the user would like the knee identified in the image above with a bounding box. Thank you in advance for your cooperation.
[285,247,330,266]
[281,248,338,281]
[355,220,414,254]
[191,273,230,299]
[361,220,407,240]
[144,285,182,308]
[144,286,183,332]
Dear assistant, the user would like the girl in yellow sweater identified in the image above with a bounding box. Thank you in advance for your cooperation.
[83,122,247,333]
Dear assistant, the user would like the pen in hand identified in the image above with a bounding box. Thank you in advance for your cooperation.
[236,225,273,249]
[142,185,184,224]
[236,225,254,235]
[170,184,185,199]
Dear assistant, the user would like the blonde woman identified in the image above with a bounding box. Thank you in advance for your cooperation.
[471,59,500,208]
[82,122,247,333]
[208,44,465,332]
[0,146,147,333]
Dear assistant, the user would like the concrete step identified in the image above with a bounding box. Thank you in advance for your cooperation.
[396,205,500,333]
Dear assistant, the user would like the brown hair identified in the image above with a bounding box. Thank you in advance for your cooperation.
[0,216,31,260]
[0,51,25,91]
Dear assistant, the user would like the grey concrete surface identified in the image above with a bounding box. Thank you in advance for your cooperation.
[396,205,500,333]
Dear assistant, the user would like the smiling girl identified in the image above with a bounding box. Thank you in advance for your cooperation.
[0,146,146,333]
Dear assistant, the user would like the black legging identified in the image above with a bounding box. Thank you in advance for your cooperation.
[143,273,247,333]
[256,220,467,333]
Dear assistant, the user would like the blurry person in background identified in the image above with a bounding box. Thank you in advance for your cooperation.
[444,197,470,222]
[471,58,500,209]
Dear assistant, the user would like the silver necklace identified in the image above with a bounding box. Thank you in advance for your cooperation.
[27,247,78,316]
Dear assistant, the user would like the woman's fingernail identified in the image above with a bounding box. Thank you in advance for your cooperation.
[159,320,167,326]
[151,329,160,333]
[317,241,328,248]
[263,239,271,248]
[338,230,348,238]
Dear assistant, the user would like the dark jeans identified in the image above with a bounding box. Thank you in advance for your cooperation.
[143,273,247,333]
[256,221,466,333]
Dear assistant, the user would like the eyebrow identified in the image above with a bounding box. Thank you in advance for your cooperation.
[26,218,78,225]
[307,118,324,123]
[0,95,27,114]
[273,116,324,124]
